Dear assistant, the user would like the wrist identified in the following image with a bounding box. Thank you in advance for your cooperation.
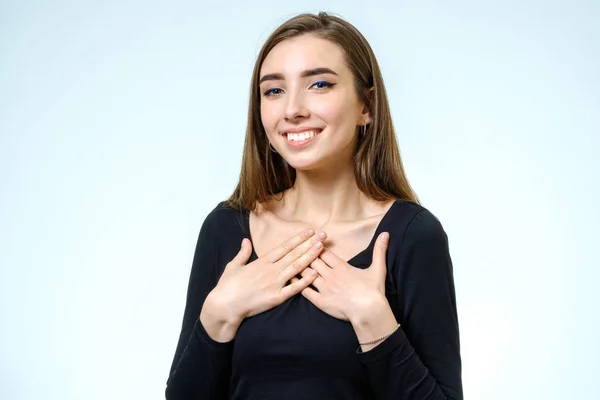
[350,296,398,351]
[349,295,392,327]
[200,292,243,342]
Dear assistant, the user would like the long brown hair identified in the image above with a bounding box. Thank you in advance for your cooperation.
[226,12,419,210]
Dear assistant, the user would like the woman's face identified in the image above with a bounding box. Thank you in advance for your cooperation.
[259,34,369,171]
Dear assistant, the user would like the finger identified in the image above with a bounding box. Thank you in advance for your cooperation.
[277,231,326,272]
[295,268,317,283]
[278,239,325,283]
[280,268,318,300]
[292,268,311,279]
[312,275,324,290]
[300,286,322,308]
[289,270,308,284]
[265,228,316,263]
[228,238,253,269]
[309,258,332,278]
[370,232,390,274]
[318,248,346,269]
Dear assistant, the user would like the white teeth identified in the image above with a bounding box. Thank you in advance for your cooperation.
[286,130,318,142]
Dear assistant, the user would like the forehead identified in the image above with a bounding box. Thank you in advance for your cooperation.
[260,34,348,76]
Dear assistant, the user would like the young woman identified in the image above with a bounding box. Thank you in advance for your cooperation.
[166,12,462,400]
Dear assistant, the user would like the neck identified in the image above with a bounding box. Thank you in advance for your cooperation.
[282,164,368,226]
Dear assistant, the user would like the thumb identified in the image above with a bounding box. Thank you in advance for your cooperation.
[229,238,253,269]
[370,232,389,275]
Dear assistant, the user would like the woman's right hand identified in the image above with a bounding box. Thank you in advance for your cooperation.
[200,229,326,342]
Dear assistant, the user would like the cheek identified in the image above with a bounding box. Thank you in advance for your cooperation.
[260,102,280,131]
[313,95,359,129]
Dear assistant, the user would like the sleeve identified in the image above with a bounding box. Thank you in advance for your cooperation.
[165,206,233,399]
[358,209,463,400]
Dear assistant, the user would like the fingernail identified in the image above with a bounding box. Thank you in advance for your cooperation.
[306,229,315,236]
[241,238,247,248]
[314,241,323,249]
[317,231,327,240]
[381,232,389,242]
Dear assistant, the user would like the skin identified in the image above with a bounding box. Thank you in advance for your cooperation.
[259,35,365,172]
[202,34,399,352]
[201,229,326,342]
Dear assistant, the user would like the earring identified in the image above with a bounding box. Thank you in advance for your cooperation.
[361,124,367,136]
[269,142,277,153]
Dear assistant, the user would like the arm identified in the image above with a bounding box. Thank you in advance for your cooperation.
[165,207,233,399]
[358,209,463,400]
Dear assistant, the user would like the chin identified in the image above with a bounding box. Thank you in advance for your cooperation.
[283,155,329,172]
[286,161,320,172]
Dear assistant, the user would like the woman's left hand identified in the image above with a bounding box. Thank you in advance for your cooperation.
[295,231,391,323]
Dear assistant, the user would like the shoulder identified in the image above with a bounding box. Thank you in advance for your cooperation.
[199,200,247,234]
[384,202,454,282]
[205,200,245,219]
[196,201,249,267]
[384,200,448,250]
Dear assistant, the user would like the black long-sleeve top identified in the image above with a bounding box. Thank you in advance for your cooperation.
[165,200,463,399]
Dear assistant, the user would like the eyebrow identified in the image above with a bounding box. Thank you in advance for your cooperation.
[259,67,338,84]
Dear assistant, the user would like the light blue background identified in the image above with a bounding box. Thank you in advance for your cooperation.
[1,1,598,399]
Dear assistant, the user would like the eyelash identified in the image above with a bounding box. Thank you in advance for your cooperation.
[312,80,335,90]
[262,80,336,97]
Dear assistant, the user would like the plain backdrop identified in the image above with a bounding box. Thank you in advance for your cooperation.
[1,0,598,399]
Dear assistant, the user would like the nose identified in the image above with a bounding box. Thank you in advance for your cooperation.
[284,90,309,121]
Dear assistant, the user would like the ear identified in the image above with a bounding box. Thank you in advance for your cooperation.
[357,106,371,129]
[359,87,374,126]
[360,109,372,126]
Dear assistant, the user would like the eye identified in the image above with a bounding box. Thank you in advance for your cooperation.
[263,87,284,97]
[311,80,335,90]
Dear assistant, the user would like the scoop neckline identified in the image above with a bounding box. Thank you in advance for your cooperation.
[243,199,400,265]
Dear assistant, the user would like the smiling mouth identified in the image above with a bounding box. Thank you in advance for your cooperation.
[284,129,322,143]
